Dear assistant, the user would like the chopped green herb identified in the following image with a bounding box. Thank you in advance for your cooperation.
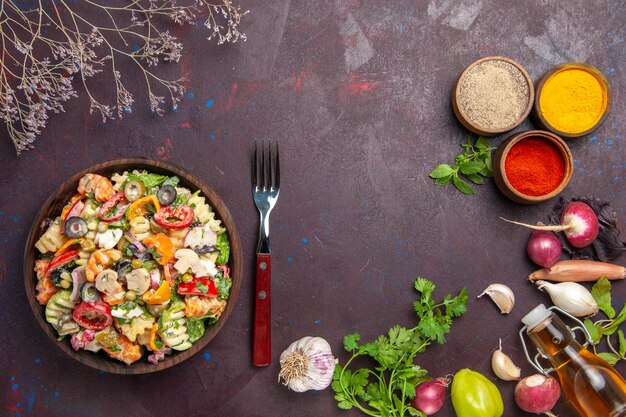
[102,206,119,219]
[107,217,129,230]
[122,245,134,258]
[110,344,122,352]
[145,203,157,216]
[215,276,232,300]
[142,260,159,271]
[196,281,209,294]
[172,193,188,208]
[148,247,162,262]
[86,191,102,205]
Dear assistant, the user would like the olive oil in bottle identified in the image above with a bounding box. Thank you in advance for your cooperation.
[520,304,626,417]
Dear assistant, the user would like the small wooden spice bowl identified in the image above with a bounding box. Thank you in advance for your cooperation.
[492,130,573,205]
[452,56,534,136]
[532,62,612,139]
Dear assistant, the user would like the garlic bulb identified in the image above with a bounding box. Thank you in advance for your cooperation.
[535,280,598,317]
[491,339,521,381]
[279,336,337,392]
[478,284,515,314]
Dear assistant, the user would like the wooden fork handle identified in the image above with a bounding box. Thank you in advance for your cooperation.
[253,253,271,366]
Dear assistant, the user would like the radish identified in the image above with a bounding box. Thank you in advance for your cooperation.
[502,201,599,248]
[410,377,449,415]
[515,374,560,416]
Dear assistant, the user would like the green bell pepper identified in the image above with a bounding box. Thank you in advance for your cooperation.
[451,368,504,417]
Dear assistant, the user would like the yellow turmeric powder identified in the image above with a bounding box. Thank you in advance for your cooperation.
[539,65,608,135]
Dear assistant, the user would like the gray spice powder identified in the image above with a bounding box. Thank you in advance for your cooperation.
[458,60,530,130]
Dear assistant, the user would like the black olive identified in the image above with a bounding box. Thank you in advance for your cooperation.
[49,268,68,287]
[157,185,177,206]
[193,245,218,255]
[64,216,88,238]
[115,259,133,281]
[128,244,153,262]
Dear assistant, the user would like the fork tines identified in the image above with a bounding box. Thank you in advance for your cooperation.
[253,140,280,191]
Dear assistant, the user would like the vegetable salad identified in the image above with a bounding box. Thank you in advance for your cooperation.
[34,170,232,365]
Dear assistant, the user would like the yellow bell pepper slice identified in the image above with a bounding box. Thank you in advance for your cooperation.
[142,234,174,265]
[148,324,160,351]
[126,195,161,221]
[142,281,171,305]
[54,238,96,256]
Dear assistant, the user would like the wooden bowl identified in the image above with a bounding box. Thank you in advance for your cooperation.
[492,130,574,205]
[532,62,611,138]
[23,158,242,374]
[452,56,534,136]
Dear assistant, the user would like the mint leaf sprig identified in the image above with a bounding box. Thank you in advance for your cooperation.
[429,136,496,195]
[332,278,468,417]
[583,277,626,365]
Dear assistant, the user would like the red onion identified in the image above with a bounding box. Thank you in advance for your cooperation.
[527,230,562,269]
[411,377,449,415]
[124,231,146,252]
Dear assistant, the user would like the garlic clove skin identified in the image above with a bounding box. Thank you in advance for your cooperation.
[279,336,337,392]
[491,339,521,381]
[535,280,599,317]
[478,284,515,314]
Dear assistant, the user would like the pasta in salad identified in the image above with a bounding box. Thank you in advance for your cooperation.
[34,170,232,365]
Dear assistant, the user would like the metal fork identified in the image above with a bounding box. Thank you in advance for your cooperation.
[252,140,280,366]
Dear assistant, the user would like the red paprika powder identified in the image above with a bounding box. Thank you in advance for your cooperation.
[504,137,565,196]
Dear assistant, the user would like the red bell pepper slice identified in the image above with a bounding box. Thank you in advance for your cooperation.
[98,193,128,222]
[45,249,79,279]
[154,205,194,229]
[72,301,113,331]
[177,278,218,297]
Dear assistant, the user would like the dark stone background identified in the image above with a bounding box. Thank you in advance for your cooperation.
[0,1,624,416]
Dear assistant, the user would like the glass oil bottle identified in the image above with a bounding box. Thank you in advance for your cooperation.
[520,304,626,417]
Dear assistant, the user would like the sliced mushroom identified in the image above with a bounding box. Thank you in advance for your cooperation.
[95,269,122,295]
[174,249,200,274]
[126,268,150,295]
[184,224,217,249]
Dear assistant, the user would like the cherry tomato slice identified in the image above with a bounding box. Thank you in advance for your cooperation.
[72,301,113,331]
[98,193,128,222]
[154,205,194,229]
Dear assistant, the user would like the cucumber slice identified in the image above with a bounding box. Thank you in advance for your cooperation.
[45,290,76,329]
